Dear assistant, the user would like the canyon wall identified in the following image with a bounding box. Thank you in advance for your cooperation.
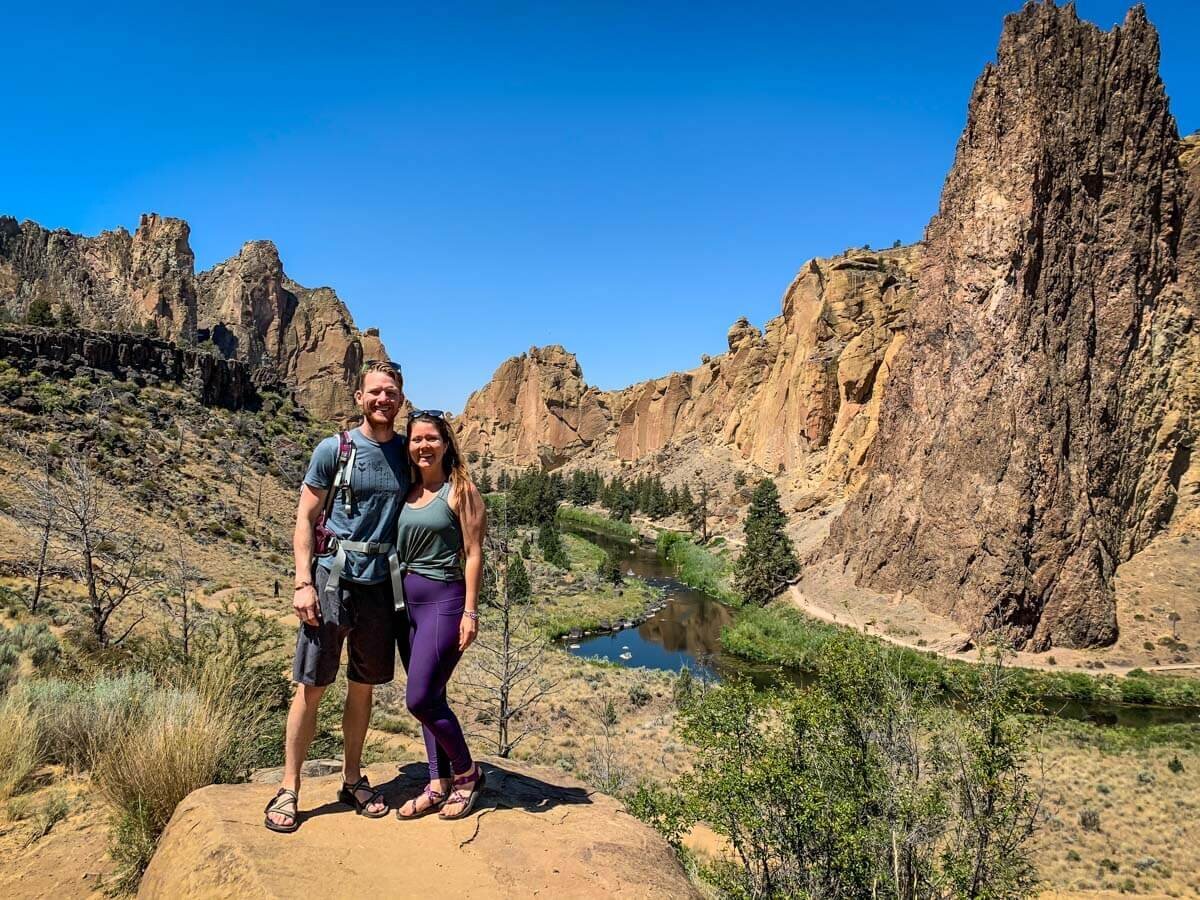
[824,3,1197,649]
[0,214,384,421]
[457,247,919,487]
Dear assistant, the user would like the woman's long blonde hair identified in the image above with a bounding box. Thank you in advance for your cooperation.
[406,413,482,525]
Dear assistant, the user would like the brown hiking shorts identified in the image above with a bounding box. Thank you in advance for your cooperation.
[291,564,396,687]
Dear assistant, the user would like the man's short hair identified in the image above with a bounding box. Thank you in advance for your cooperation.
[358,361,403,392]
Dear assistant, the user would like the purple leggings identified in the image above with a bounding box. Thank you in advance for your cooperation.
[397,573,473,782]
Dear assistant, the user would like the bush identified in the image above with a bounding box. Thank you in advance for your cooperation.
[634,639,1041,899]
[0,687,43,799]
[24,673,157,771]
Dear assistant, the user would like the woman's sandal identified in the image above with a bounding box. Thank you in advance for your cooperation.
[395,784,447,820]
[264,788,300,833]
[439,765,486,820]
[337,775,389,818]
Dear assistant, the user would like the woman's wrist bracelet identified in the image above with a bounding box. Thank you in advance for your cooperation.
[464,610,479,621]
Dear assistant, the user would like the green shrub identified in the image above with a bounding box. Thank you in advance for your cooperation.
[24,673,156,771]
[633,639,1040,898]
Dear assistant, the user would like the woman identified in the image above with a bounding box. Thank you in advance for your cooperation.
[394,409,486,820]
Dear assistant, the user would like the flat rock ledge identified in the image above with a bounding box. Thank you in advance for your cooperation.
[138,758,697,899]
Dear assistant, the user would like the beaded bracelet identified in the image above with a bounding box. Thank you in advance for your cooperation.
[464,610,479,621]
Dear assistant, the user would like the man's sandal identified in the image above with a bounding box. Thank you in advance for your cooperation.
[338,775,389,818]
[395,784,447,820]
[439,765,486,820]
[264,788,300,833]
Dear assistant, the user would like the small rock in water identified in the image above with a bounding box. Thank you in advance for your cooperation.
[569,643,581,649]
[619,652,633,660]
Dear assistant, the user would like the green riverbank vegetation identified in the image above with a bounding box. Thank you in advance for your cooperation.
[656,531,740,604]
[556,504,642,541]
[724,602,1200,711]
[634,635,1042,898]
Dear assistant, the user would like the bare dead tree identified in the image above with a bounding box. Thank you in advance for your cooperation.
[11,447,58,613]
[162,533,202,657]
[54,453,160,647]
[458,495,559,758]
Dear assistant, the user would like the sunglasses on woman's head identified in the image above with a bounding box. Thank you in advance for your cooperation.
[408,409,446,420]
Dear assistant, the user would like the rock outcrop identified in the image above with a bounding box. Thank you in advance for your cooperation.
[457,345,613,468]
[0,213,196,340]
[824,4,1198,649]
[0,214,385,421]
[458,248,918,487]
[0,325,256,409]
[139,759,697,899]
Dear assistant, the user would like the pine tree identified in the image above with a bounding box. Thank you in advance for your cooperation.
[734,478,800,604]
[477,470,494,493]
[538,522,569,569]
[678,483,695,522]
[25,297,56,327]
[597,551,624,586]
[507,554,532,602]
[686,480,708,541]
[57,304,81,328]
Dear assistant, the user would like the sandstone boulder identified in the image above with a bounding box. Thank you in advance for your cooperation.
[139,759,695,899]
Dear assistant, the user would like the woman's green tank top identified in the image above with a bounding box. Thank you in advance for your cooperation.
[396,481,463,582]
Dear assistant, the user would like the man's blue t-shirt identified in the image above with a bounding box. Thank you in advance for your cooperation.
[304,429,409,584]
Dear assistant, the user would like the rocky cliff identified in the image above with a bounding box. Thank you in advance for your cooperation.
[0,325,258,409]
[824,3,1198,650]
[458,247,918,487]
[0,214,384,421]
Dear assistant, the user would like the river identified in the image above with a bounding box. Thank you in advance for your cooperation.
[562,527,1200,728]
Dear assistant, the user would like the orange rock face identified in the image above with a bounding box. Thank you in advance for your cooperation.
[457,249,918,489]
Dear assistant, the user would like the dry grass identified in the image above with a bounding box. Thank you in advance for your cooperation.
[94,653,261,891]
[0,687,43,800]
[1034,741,1200,897]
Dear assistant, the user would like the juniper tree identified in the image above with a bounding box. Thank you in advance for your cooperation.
[537,522,569,569]
[507,554,531,602]
[597,551,624,587]
[734,478,799,604]
[57,304,81,328]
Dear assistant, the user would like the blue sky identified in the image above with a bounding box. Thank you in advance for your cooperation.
[3,1,1197,410]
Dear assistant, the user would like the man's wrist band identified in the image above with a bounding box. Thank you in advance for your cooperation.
[295,581,313,591]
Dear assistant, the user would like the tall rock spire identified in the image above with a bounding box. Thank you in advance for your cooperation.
[824,2,1196,649]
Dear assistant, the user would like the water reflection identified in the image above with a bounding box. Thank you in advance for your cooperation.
[560,526,1200,728]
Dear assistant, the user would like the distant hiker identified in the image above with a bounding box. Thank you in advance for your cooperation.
[264,361,408,834]
[273,579,280,598]
[393,410,487,820]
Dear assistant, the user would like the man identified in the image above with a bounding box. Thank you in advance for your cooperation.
[265,361,408,832]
